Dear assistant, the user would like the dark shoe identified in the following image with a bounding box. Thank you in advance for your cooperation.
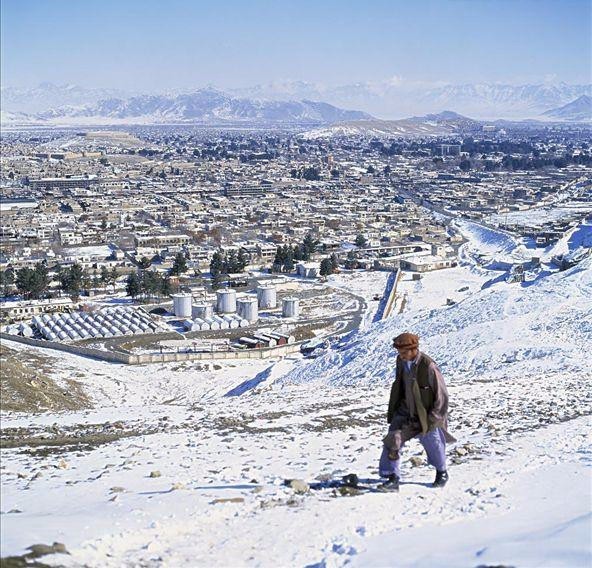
[433,470,449,488]
[341,473,359,487]
[379,474,400,492]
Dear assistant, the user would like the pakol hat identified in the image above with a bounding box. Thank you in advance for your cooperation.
[392,332,419,349]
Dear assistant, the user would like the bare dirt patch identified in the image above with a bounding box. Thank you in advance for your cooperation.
[0,344,91,413]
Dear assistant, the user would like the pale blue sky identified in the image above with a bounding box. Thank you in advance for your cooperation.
[1,0,590,90]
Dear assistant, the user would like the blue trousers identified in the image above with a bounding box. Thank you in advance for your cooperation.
[379,427,447,478]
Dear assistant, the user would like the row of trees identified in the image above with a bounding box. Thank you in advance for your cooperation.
[1,262,120,300]
[137,252,189,275]
[271,234,319,273]
[456,153,591,172]
[290,166,321,181]
[270,233,368,274]
[13,264,49,300]
[125,271,175,300]
[210,250,248,278]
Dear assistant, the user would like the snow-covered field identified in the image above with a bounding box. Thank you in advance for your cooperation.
[1,219,591,567]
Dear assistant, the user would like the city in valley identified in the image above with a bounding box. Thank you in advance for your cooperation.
[1,114,591,566]
[1,120,590,354]
[1,1,591,566]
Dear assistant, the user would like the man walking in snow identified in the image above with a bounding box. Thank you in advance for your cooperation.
[379,332,455,491]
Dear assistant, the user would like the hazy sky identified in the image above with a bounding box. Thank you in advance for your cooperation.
[1,0,591,91]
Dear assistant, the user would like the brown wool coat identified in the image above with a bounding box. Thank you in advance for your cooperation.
[384,351,456,455]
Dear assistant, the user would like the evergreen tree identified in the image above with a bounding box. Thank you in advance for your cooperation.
[302,166,320,181]
[459,159,472,172]
[109,267,118,292]
[161,275,172,297]
[237,249,248,272]
[345,249,359,270]
[138,256,152,269]
[15,265,49,300]
[320,257,334,276]
[126,272,141,298]
[100,266,110,290]
[58,263,84,300]
[292,244,303,261]
[283,252,295,273]
[0,268,15,296]
[272,247,283,273]
[225,250,238,274]
[302,233,318,261]
[210,251,224,278]
[355,234,367,248]
[170,252,188,275]
[140,270,160,300]
[81,272,92,295]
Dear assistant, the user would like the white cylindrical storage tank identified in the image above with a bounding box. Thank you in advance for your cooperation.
[192,303,214,320]
[205,317,220,330]
[182,319,194,331]
[19,323,34,338]
[58,330,68,341]
[282,297,300,318]
[213,315,230,330]
[222,315,240,329]
[216,289,237,313]
[237,297,259,322]
[257,285,277,309]
[172,293,192,318]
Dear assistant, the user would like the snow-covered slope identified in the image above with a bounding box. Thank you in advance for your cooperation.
[281,256,591,388]
[302,117,464,139]
[1,219,590,567]
[542,94,592,122]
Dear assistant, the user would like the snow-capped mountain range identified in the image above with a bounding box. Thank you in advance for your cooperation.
[1,87,371,126]
[2,81,591,125]
[232,80,592,120]
[0,82,132,115]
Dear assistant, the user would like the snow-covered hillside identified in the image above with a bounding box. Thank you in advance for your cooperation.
[1,219,590,567]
